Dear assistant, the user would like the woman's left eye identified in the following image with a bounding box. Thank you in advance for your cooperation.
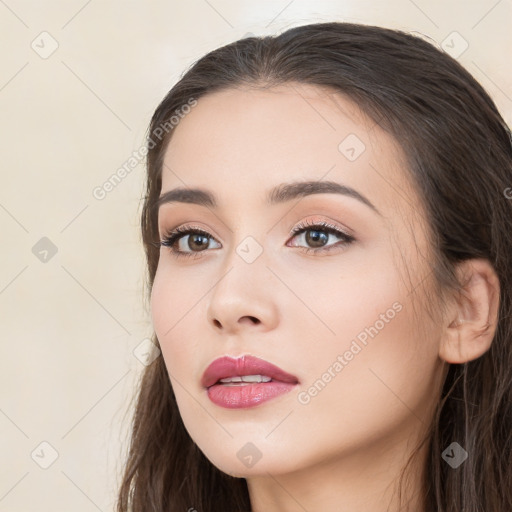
[159,221,355,259]
[287,221,355,254]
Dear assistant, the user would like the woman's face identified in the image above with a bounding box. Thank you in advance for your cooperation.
[151,83,447,480]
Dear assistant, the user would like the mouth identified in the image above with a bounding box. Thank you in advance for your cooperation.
[201,354,299,389]
[201,355,299,409]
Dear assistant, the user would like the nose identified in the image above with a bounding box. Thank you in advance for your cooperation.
[206,260,279,335]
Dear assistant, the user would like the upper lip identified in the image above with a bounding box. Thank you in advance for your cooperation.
[201,355,299,388]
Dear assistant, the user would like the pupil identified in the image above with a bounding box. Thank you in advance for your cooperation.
[306,230,327,248]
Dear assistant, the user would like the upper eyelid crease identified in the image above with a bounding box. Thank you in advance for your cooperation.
[154,180,382,217]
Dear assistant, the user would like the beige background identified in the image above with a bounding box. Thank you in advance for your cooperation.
[0,1,511,510]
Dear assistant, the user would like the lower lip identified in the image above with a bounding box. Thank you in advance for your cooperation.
[206,381,297,409]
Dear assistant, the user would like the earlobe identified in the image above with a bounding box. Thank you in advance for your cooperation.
[439,258,500,364]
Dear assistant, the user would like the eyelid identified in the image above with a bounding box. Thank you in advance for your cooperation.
[158,222,220,243]
[288,217,353,239]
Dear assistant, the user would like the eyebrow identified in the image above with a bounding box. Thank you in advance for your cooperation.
[154,180,381,216]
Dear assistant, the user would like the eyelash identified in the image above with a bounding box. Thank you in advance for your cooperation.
[159,220,356,260]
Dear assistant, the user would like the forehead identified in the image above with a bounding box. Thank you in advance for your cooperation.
[161,83,418,221]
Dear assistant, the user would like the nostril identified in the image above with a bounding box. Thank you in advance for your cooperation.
[242,316,260,325]
[212,316,260,328]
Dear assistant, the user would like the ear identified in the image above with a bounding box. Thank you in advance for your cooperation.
[439,258,500,364]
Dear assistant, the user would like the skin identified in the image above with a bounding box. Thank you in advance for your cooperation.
[150,83,500,512]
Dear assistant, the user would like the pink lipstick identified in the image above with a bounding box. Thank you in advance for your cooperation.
[201,355,299,409]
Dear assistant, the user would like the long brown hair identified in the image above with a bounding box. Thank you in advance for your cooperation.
[116,22,512,511]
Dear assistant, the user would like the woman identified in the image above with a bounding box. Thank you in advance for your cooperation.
[117,22,512,512]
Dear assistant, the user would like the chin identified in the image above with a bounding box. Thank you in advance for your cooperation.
[198,443,300,479]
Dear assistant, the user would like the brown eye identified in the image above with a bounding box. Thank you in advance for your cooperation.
[305,229,329,248]
[185,233,211,251]
[160,226,221,258]
[288,221,355,253]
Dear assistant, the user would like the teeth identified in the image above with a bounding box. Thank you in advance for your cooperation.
[219,375,272,383]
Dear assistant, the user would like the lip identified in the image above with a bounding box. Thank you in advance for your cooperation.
[201,355,299,389]
[201,354,299,409]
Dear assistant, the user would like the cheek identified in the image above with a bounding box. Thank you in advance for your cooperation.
[292,258,438,413]
[306,288,439,419]
[150,261,199,337]
[150,265,206,383]
[281,250,406,347]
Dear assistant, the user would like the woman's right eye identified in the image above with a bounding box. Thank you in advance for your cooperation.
[160,226,221,259]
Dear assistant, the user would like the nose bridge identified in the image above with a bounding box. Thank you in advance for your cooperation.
[217,215,268,285]
[206,233,277,332]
